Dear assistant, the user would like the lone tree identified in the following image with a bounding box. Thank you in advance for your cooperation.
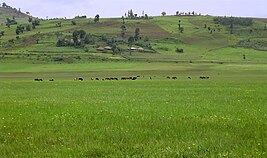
[179,27,184,33]
[28,17,33,23]
[178,20,181,30]
[128,9,134,19]
[111,44,120,55]
[16,25,25,35]
[134,28,140,41]
[161,12,167,16]
[94,14,100,23]
[0,31,5,38]
[229,17,234,34]
[122,16,125,24]
[128,36,135,55]
[120,24,127,38]
[71,21,76,25]
[72,30,87,46]
[56,22,62,27]
[178,20,184,33]
[2,2,7,8]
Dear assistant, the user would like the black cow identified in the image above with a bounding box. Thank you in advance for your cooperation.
[132,77,137,80]
[34,78,43,81]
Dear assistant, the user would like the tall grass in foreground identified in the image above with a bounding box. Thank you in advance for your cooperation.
[0,80,266,157]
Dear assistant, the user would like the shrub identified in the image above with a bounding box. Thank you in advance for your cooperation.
[176,48,184,53]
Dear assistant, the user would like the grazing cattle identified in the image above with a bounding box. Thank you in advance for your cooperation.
[121,77,133,80]
[149,77,152,80]
[91,78,94,80]
[188,77,192,79]
[137,76,140,78]
[200,76,210,80]
[172,77,177,80]
[167,76,171,79]
[132,77,137,80]
[49,79,54,81]
[78,78,83,81]
[95,78,99,80]
[34,78,43,81]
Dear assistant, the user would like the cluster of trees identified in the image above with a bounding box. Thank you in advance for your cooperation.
[162,11,201,16]
[74,15,87,19]
[1,2,11,8]
[213,17,253,26]
[31,19,40,29]
[56,30,94,47]
[1,3,23,15]
[6,18,17,27]
[16,25,24,35]
[204,24,222,34]
[126,9,150,20]
[175,11,201,16]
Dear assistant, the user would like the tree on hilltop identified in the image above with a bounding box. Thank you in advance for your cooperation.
[2,2,7,8]
[94,14,100,23]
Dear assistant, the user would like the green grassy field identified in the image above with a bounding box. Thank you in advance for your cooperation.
[0,79,266,157]
[0,8,267,157]
[0,60,267,157]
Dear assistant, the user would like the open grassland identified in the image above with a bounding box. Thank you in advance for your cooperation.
[1,10,267,157]
[1,59,267,81]
[0,59,267,157]
[0,79,266,157]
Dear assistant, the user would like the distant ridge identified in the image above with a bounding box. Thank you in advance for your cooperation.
[0,6,29,18]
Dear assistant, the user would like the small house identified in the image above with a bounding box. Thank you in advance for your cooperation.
[137,47,144,52]
[128,47,137,51]
[104,46,112,50]
[96,47,105,51]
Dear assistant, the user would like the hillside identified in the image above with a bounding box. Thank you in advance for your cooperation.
[0,13,267,63]
[0,6,30,26]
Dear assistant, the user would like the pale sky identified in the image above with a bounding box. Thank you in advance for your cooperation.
[2,0,267,18]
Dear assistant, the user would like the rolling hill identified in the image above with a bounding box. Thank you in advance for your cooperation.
[0,7,267,63]
[0,6,30,25]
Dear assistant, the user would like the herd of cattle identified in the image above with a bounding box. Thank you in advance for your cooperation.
[34,76,210,81]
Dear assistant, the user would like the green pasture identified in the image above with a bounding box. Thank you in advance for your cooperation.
[0,80,266,157]
[0,11,267,157]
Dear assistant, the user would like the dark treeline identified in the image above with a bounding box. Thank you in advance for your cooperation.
[213,17,253,26]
